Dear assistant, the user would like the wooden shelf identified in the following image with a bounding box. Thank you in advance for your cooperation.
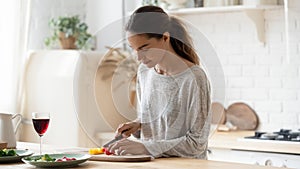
[167,5,283,15]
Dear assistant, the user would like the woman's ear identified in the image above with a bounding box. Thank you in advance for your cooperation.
[162,32,170,42]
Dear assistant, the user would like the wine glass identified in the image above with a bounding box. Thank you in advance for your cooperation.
[32,112,50,155]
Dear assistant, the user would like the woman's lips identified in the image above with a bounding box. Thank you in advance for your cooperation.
[143,60,150,64]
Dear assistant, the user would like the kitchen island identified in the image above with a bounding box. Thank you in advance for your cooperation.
[0,142,284,169]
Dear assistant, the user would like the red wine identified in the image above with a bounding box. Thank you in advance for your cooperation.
[32,119,50,136]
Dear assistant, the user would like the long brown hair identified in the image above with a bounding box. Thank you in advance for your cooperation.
[125,6,199,65]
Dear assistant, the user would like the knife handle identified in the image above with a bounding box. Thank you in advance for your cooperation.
[102,129,129,148]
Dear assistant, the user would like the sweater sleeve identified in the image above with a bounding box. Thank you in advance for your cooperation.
[143,109,210,158]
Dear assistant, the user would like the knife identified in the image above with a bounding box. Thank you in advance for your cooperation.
[102,130,128,147]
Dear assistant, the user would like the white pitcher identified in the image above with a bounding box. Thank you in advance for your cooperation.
[0,112,22,148]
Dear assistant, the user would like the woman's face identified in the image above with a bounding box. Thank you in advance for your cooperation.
[127,33,168,68]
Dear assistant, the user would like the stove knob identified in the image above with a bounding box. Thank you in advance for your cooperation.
[281,160,287,168]
[265,159,273,166]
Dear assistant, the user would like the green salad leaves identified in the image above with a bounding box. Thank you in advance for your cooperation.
[24,154,56,162]
[0,149,17,157]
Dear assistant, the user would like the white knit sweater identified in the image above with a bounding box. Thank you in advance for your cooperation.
[136,64,211,159]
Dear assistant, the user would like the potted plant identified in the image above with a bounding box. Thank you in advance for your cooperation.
[44,15,93,50]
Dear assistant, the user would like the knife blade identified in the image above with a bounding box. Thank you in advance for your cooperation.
[102,132,126,148]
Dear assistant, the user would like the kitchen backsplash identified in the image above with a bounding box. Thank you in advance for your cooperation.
[177,1,300,130]
[28,0,300,131]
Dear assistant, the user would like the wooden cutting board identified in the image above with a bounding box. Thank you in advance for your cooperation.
[89,154,154,162]
[225,102,258,130]
[210,102,226,124]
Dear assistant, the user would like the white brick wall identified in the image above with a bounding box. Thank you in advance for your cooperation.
[254,77,282,88]
[241,88,269,100]
[223,65,242,76]
[257,112,269,124]
[227,77,254,88]
[269,88,297,100]
[225,88,241,100]
[255,101,282,113]
[179,0,300,130]
[242,65,269,77]
[269,65,298,77]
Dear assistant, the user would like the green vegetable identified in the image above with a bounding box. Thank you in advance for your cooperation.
[42,154,56,162]
[0,150,6,157]
[7,149,16,156]
[25,154,56,162]
[0,149,17,157]
[24,156,33,161]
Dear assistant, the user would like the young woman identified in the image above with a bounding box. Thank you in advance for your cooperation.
[107,5,211,159]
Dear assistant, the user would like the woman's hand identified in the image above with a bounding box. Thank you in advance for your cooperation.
[107,139,150,155]
[116,121,141,138]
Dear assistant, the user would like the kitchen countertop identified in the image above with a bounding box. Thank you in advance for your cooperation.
[0,142,282,169]
[209,130,300,154]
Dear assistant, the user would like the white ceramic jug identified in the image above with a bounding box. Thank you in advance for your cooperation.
[0,112,22,148]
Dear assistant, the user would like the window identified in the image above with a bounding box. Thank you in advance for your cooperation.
[0,0,28,112]
[0,1,18,111]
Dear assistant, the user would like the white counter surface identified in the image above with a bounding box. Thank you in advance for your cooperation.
[209,130,300,155]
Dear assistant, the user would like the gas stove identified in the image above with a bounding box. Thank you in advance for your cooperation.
[245,129,300,142]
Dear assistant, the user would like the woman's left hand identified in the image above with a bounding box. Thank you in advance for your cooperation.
[107,139,150,156]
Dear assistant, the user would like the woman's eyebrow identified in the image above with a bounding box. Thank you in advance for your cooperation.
[137,43,149,50]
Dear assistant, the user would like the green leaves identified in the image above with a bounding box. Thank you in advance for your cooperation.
[24,154,56,162]
[43,154,56,162]
[0,149,17,157]
[45,15,93,50]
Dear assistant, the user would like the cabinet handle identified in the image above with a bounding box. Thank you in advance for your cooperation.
[265,159,273,166]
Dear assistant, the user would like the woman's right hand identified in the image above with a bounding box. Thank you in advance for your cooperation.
[115,121,141,138]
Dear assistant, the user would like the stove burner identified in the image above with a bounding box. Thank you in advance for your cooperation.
[245,129,300,142]
[254,131,266,138]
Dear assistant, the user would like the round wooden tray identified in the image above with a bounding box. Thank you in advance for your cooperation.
[225,102,259,130]
[210,102,226,124]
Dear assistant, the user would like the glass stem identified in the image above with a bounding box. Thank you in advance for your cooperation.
[39,136,42,155]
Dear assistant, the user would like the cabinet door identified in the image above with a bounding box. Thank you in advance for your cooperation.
[208,148,256,165]
[209,148,300,168]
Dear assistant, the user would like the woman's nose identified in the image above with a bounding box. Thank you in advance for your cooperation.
[136,52,144,61]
